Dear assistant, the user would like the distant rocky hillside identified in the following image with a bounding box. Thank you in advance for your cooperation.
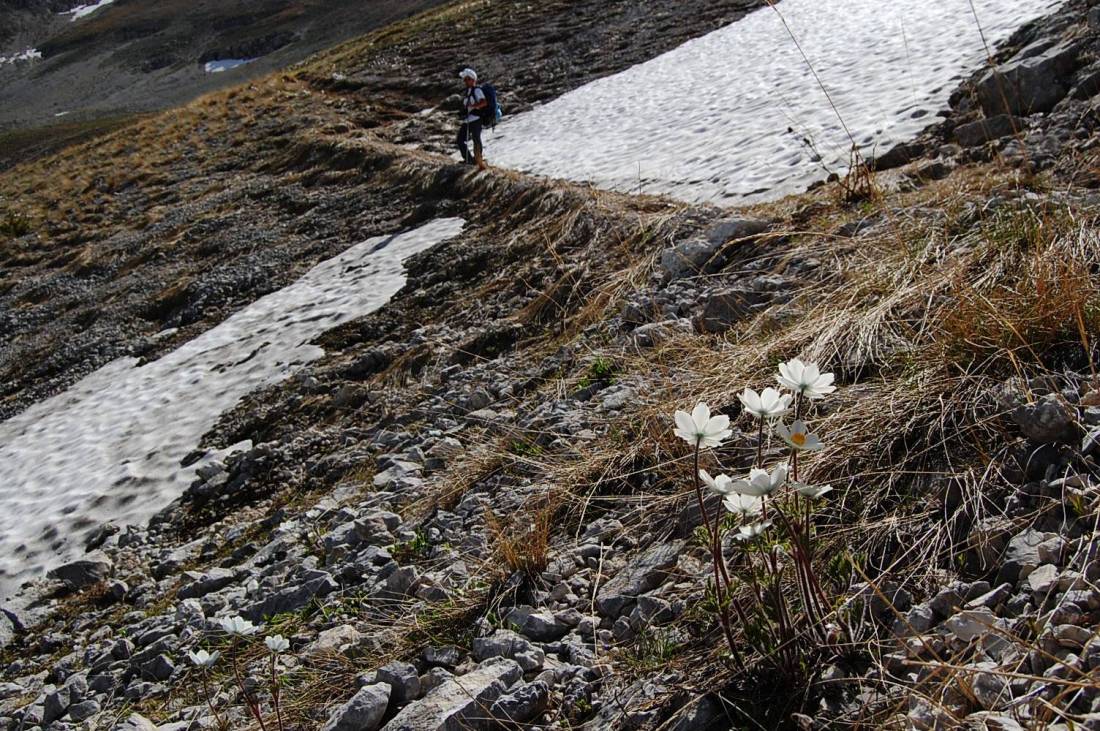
[0,0,447,131]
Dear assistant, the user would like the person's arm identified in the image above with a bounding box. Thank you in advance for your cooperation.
[470,89,488,110]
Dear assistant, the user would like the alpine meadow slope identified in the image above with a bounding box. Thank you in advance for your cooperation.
[0,0,1099,729]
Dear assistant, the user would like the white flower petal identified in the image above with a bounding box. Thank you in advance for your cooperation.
[691,402,711,429]
[674,410,696,438]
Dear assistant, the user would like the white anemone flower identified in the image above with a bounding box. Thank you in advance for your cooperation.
[674,402,731,449]
[264,635,290,654]
[217,616,259,637]
[775,420,824,452]
[699,469,735,496]
[792,481,833,499]
[738,387,792,420]
[723,493,764,518]
[736,520,773,541]
[187,649,220,668]
[727,465,788,497]
[777,358,836,399]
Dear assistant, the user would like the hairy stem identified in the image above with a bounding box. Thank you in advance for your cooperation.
[232,645,268,731]
[200,669,228,731]
[270,655,285,731]
[693,442,746,672]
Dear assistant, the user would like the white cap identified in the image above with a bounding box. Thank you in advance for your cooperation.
[459,68,477,81]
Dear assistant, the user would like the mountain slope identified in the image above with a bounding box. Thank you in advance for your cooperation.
[0,0,448,132]
[0,0,1098,729]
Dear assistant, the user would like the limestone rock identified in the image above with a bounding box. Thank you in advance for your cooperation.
[382,658,521,731]
[322,683,391,731]
[595,541,682,617]
[377,661,421,705]
[954,115,1027,147]
[976,41,1078,116]
[47,553,112,590]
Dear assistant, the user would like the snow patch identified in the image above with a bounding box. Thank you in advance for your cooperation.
[204,58,254,74]
[65,0,115,20]
[0,218,466,598]
[0,49,42,65]
[489,0,1061,204]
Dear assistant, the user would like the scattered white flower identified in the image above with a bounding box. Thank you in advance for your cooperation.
[737,520,773,541]
[699,469,735,496]
[775,420,823,452]
[187,649,220,668]
[777,359,836,399]
[723,492,764,518]
[728,465,788,497]
[792,481,833,499]
[264,635,290,653]
[674,402,731,449]
[738,387,792,420]
[217,616,259,637]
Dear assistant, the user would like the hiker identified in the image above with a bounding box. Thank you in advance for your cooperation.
[456,68,488,169]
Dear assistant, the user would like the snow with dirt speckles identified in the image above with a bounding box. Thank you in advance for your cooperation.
[0,218,465,598]
[489,0,1061,204]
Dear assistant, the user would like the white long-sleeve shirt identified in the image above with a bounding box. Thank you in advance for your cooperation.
[463,87,486,123]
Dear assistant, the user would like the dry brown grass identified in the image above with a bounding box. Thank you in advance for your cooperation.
[487,504,554,576]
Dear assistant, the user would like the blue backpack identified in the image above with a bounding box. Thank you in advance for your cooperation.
[477,84,503,128]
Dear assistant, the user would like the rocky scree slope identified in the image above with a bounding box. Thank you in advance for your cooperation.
[2,0,1100,729]
[0,0,766,420]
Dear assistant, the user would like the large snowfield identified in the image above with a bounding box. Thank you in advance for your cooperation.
[489,0,1062,204]
[0,219,465,597]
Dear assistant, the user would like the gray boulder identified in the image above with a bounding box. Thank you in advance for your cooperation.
[659,238,722,280]
[668,695,724,731]
[43,685,73,725]
[68,699,100,722]
[976,41,1078,116]
[954,115,1026,147]
[472,630,543,672]
[504,606,569,642]
[116,714,159,731]
[322,683,391,731]
[382,658,521,731]
[695,288,770,333]
[245,571,338,621]
[177,568,238,599]
[377,661,421,705]
[1006,529,1055,568]
[704,217,770,246]
[658,218,769,279]
[595,541,682,617]
[489,680,550,724]
[1010,394,1078,444]
[47,553,112,590]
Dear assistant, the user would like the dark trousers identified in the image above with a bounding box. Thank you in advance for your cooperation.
[456,119,483,163]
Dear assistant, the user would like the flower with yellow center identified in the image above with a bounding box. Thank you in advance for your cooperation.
[775,420,823,452]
